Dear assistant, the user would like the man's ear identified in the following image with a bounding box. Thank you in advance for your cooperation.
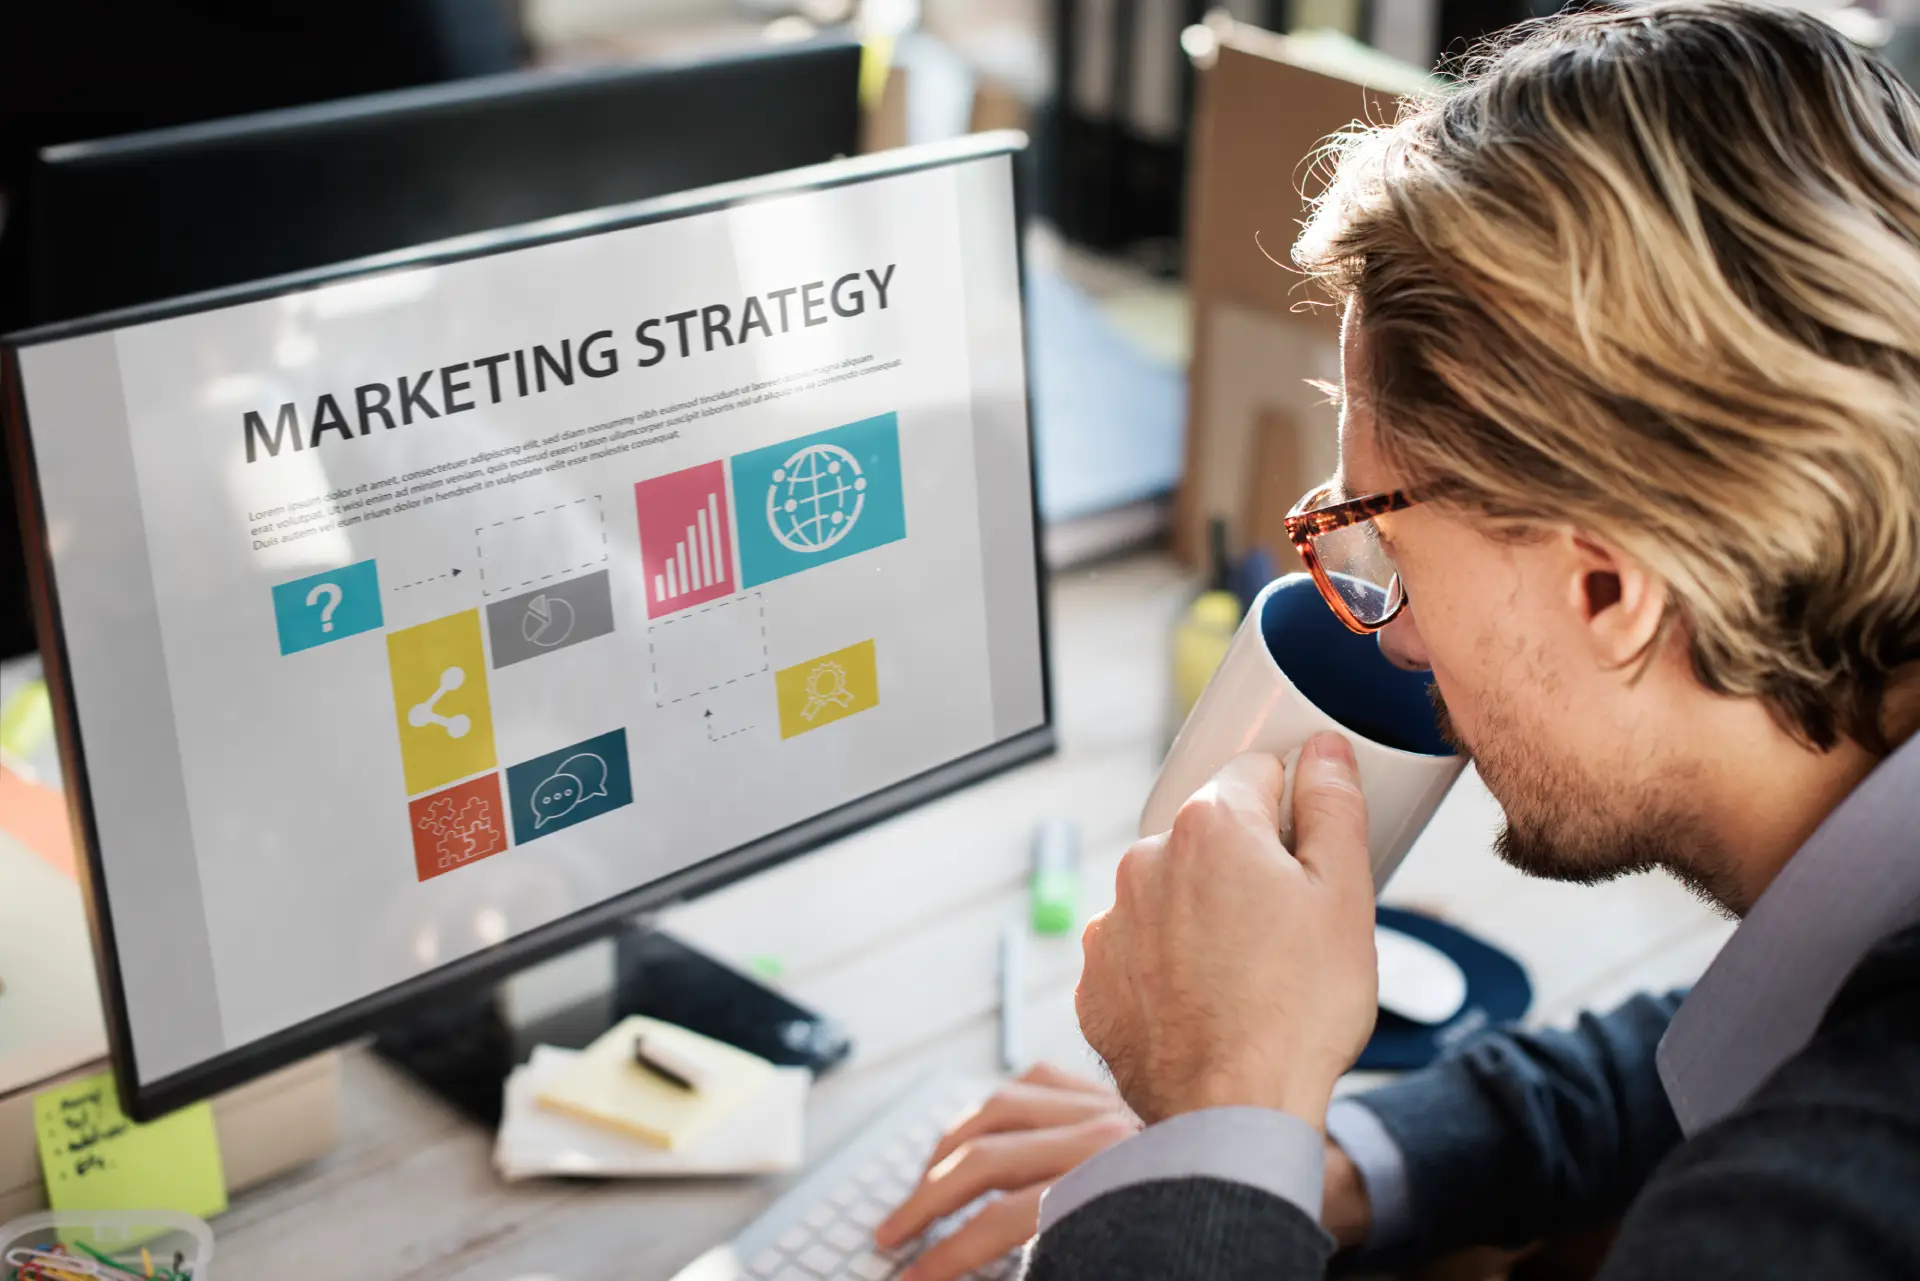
[1564,531,1665,667]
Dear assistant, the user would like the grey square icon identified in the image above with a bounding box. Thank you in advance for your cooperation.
[486,569,616,668]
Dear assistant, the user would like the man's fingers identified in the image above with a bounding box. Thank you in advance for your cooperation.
[1017,1062,1112,1095]
[897,1186,1043,1281]
[1291,732,1370,886]
[876,1116,1136,1248]
[1185,752,1287,838]
[921,1082,1123,1170]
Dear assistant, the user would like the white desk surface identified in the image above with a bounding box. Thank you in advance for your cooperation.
[214,553,1732,1279]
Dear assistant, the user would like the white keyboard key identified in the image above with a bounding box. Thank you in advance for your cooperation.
[823,1221,867,1253]
[847,1255,895,1281]
[804,1205,837,1230]
[904,1122,938,1147]
[829,1182,864,1208]
[773,1269,813,1281]
[881,1143,910,1166]
[777,1226,811,1253]
[748,1247,787,1277]
[846,1200,888,1230]
[797,1243,845,1276]
[856,1161,886,1185]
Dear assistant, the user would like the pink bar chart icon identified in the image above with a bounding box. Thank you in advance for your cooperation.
[636,461,735,618]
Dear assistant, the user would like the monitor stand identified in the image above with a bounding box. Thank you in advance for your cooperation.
[371,920,853,1126]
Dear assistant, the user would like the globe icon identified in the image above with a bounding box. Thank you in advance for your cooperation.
[766,443,868,553]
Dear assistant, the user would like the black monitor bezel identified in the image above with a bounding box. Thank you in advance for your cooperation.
[1,133,1054,1121]
[25,35,865,326]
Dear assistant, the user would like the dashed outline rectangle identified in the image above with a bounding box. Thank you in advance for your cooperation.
[475,495,610,597]
[645,592,769,707]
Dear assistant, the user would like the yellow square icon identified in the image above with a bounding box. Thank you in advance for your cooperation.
[388,610,497,795]
[775,639,879,739]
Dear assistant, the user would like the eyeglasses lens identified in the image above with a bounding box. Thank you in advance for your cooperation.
[1309,519,1404,626]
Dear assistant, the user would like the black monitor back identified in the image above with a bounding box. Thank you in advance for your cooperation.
[27,39,862,325]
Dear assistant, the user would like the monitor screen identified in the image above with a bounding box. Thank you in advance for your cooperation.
[3,137,1049,1118]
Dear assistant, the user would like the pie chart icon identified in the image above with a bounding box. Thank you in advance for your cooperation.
[522,594,576,648]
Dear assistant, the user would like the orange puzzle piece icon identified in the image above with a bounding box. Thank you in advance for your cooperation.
[406,773,509,882]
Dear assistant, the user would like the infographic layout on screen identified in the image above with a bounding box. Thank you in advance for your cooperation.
[16,153,1043,1084]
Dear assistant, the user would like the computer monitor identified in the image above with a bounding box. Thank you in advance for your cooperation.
[24,37,863,326]
[1,133,1050,1120]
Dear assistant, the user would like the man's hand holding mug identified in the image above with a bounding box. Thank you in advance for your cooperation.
[1078,738,1380,1129]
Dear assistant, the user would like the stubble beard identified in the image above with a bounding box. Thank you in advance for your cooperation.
[1429,684,1740,916]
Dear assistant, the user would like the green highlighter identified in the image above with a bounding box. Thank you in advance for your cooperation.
[1030,817,1080,937]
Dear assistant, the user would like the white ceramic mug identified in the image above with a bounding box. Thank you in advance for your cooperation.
[1141,574,1467,890]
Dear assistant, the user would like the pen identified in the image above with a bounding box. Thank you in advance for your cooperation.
[999,922,1026,1074]
[633,1035,708,1092]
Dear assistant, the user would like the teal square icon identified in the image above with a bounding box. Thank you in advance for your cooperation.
[731,413,907,588]
[272,560,383,655]
[505,729,633,844]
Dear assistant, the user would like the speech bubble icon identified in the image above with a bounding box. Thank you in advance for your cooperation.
[554,752,609,801]
[530,771,583,829]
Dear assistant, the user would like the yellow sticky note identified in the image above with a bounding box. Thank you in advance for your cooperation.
[536,1016,778,1152]
[775,640,880,740]
[387,609,497,795]
[34,1072,227,1218]
[858,36,895,111]
[0,677,53,762]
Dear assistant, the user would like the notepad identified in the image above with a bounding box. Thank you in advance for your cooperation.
[534,1016,779,1151]
[33,1071,227,1218]
[497,1045,808,1181]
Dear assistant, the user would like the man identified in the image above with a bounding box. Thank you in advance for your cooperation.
[874,2,1920,1276]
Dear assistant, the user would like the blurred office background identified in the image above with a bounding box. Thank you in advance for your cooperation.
[0,0,1903,662]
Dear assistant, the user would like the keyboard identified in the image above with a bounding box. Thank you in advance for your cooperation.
[668,1072,1021,1281]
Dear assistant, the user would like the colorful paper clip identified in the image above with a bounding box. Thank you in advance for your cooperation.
[3,1242,192,1281]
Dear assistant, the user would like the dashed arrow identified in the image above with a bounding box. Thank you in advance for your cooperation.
[704,708,754,742]
[392,568,465,591]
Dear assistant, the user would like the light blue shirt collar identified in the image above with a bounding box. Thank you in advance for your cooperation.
[1657,728,1920,1135]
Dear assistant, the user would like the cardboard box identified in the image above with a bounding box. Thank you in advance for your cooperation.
[859,45,1035,156]
[1245,402,1313,568]
[861,57,912,153]
[969,76,1031,135]
[1175,20,1436,564]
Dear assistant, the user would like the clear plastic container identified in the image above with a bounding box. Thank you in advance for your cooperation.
[0,1209,214,1279]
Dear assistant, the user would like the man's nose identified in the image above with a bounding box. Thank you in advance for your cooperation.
[1377,608,1431,671]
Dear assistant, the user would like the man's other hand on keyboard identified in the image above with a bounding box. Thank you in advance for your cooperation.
[872,1064,1139,1281]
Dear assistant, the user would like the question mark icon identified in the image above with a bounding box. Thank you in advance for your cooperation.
[306,582,343,633]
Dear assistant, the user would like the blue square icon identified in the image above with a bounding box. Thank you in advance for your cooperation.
[505,729,633,845]
[731,413,907,588]
[272,560,383,655]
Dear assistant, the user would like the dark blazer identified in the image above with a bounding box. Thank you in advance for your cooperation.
[1026,921,1920,1280]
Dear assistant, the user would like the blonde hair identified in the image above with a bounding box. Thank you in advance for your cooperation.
[1296,0,1920,751]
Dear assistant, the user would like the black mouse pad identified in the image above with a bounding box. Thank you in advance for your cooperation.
[1355,905,1533,1072]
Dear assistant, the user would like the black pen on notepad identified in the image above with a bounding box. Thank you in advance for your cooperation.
[633,1035,711,1093]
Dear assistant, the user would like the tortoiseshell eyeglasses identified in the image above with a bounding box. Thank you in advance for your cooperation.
[1282,482,1423,634]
